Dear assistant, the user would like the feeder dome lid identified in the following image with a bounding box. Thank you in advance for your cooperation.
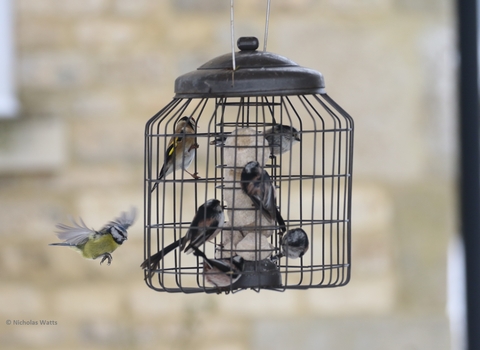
[174,36,325,98]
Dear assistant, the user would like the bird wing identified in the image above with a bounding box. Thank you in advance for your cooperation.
[167,136,182,156]
[101,207,137,232]
[54,217,95,246]
[260,170,277,221]
[184,214,222,253]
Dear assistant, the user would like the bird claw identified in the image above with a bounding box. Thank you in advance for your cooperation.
[270,253,283,262]
[191,172,200,179]
[99,253,112,266]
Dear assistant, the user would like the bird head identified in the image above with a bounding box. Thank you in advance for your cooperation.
[110,226,128,244]
[178,116,197,131]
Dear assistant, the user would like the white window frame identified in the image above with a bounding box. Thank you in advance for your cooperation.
[0,0,19,118]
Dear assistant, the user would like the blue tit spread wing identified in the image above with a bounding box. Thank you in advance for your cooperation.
[101,207,137,232]
[54,217,95,246]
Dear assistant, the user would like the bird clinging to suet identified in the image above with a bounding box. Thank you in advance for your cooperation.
[191,246,244,290]
[151,116,199,193]
[280,227,309,259]
[264,124,301,156]
[50,207,137,265]
[240,161,286,233]
[141,199,225,277]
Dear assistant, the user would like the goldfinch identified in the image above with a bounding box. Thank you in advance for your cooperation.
[151,116,199,192]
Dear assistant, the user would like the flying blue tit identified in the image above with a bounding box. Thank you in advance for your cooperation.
[50,207,137,265]
[151,116,199,193]
[264,124,301,156]
[240,161,286,233]
[141,199,225,277]
[280,227,309,259]
[191,246,244,290]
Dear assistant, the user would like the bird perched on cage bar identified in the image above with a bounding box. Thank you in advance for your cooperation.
[50,207,137,265]
[241,161,286,233]
[264,124,301,156]
[279,227,309,259]
[192,246,244,290]
[151,116,199,193]
[209,124,300,154]
[141,199,225,277]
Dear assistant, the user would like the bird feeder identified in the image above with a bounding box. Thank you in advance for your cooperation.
[143,37,354,294]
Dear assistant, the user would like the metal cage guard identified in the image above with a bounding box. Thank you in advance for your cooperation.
[143,94,353,294]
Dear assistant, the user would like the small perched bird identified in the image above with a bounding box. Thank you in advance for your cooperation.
[151,116,199,193]
[208,129,261,147]
[141,199,225,277]
[264,124,301,156]
[192,247,244,289]
[50,207,137,265]
[240,161,286,232]
[209,134,228,146]
[280,227,309,259]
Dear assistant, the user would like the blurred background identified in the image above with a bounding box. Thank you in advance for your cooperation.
[0,0,456,349]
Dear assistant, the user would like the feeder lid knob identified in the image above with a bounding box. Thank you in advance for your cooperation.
[237,37,259,51]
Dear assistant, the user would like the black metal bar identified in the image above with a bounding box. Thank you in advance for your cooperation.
[458,0,480,349]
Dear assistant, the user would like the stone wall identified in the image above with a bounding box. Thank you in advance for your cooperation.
[0,0,456,349]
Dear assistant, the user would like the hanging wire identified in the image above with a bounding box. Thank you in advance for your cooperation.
[263,0,272,51]
[230,0,236,71]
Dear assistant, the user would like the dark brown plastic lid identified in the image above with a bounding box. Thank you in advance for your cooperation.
[174,36,326,98]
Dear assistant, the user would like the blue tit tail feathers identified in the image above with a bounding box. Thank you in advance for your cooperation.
[49,242,76,247]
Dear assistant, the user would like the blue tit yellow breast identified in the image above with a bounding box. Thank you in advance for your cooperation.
[78,234,120,260]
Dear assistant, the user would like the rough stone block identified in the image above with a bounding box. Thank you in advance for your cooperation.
[54,285,122,319]
[216,289,298,316]
[0,285,46,317]
[252,315,450,350]
[0,117,66,174]
[19,52,94,89]
[18,0,109,16]
[305,277,396,315]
